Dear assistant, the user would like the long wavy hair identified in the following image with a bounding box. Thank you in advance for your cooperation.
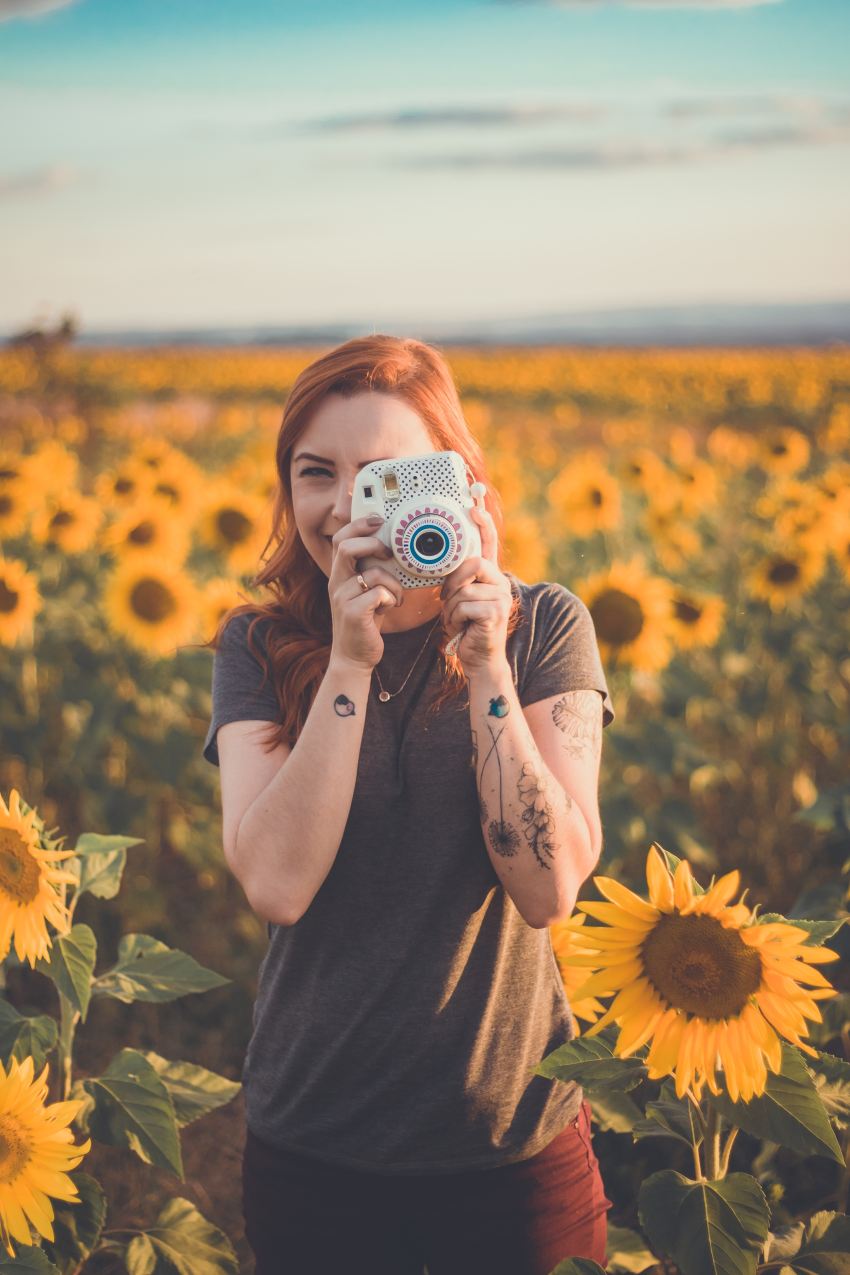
[205,334,523,752]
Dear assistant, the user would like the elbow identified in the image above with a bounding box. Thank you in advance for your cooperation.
[244,878,302,928]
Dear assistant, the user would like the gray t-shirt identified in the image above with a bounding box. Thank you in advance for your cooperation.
[203,570,614,1174]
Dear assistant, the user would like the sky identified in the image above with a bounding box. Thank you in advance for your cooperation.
[2,0,849,333]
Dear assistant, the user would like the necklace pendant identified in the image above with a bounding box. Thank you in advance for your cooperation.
[378,690,391,702]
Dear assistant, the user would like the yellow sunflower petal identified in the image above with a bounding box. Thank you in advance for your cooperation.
[672,859,696,911]
[576,901,656,931]
[592,875,661,922]
[646,845,675,913]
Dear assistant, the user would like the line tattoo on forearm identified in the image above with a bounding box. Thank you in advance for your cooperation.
[475,695,521,859]
[517,763,558,871]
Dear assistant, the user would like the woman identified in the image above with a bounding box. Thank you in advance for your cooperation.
[203,335,615,1275]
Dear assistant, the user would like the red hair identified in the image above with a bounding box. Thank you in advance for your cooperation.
[205,334,522,752]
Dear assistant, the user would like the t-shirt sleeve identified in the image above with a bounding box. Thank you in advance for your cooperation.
[518,583,615,729]
[202,612,281,767]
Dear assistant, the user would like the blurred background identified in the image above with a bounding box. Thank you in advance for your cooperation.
[2,2,849,1272]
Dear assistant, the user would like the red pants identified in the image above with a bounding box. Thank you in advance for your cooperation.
[242,1097,613,1274]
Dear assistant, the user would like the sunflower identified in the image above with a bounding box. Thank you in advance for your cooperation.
[547,451,622,537]
[18,441,79,500]
[614,447,668,499]
[756,425,811,477]
[0,481,33,541]
[100,497,192,567]
[0,790,78,968]
[197,479,271,575]
[102,557,200,657]
[550,912,608,1027]
[668,589,726,651]
[573,557,674,673]
[641,502,702,574]
[705,425,758,470]
[747,542,827,612]
[561,844,840,1103]
[0,557,42,647]
[833,529,850,586]
[93,461,155,511]
[29,491,103,555]
[0,1055,91,1258]
[664,457,719,518]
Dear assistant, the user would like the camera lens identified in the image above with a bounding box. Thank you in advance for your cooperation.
[413,529,447,559]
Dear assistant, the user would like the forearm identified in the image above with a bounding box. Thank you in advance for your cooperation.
[236,657,373,925]
[467,659,595,929]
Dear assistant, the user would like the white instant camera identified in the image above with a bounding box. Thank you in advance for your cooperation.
[350,449,488,590]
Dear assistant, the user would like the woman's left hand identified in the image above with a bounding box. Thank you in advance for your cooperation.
[440,503,512,674]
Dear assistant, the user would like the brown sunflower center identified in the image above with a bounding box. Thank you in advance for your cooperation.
[674,598,702,624]
[0,1118,31,1183]
[155,484,178,504]
[0,831,41,904]
[590,589,644,646]
[114,477,134,495]
[130,578,177,624]
[49,510,74,530]
[128,521,156,546]
[767,558,800,585]
[217,508,253,545]
[0,581,20,615]
[640,913,762,1019]
[589,488,604,507]
[0,494,12,517]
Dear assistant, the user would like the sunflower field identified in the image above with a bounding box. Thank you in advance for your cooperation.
[0,343,848,1273]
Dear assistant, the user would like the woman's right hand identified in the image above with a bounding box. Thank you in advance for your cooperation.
[328,516,405,671]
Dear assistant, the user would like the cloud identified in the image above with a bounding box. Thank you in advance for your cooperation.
[392,122,850,171]
[287,102,607,135]
[0,0,78,19]
[0,164,79,197]
[493,1,783,9]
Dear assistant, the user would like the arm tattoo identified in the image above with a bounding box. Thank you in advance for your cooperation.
[551,690,602,760]
[517,763,558,871]
[333,694,356,717]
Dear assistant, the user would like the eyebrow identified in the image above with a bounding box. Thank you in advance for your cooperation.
[293,452,390,467]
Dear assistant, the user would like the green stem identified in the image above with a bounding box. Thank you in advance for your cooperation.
[720,1125,739,1177]
[704,1101,723,1180]
[56,990,80,1103]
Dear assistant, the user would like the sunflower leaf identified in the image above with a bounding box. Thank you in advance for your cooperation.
[704,1040,845,1166]
[638,1169,770,1275]
[134,1050,241,1128]
[585,1089,645,1133]
[90,933,231,1004]
[81,1047,183,1178]
[40,1171,107,1269]
[546,1262,607,1275]
[756,910,847,943]
[603,1222,658,1273]
[760,1208,850,1268]
[534,1031,648,1092]
[124,1196,239,1274]
[0,998,57,1072]
[804,1051,850,1135]
[34,924,97,1021]
[633,1078,704,1148]
[0,1247,61,1272]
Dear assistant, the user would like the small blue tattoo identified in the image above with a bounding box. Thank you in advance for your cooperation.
[488,695,510,718]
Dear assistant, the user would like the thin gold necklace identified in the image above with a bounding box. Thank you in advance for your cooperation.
[373,616,442,703]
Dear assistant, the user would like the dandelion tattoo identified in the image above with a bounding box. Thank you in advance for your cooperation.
[474,696,521,859]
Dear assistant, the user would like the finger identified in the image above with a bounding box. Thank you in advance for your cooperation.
[441,558,503,607]
[471,505,498,562]
[332,536,392,577]
[443,591,508,632]
[444,599,507,635]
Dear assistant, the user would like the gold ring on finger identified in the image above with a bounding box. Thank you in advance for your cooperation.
[356,573,370,593]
